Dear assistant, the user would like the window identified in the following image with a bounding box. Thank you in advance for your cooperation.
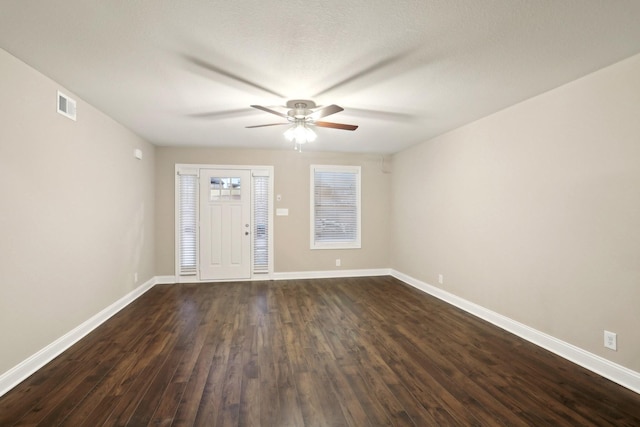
[252,172,270,273]
[209,177,241,201]
[176,169,198,276]
[310,165,361,249]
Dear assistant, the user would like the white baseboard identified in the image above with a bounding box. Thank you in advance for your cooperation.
[273,268,391,281]
[390,269,640,395]
[0,277,157,398]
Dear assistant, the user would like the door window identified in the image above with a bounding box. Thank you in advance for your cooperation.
[209,177,241,201]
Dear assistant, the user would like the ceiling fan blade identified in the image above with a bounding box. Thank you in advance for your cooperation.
[314,121,358,131]
[250,105,289,119]
[188,108,255,119]
[309,104,344,120]
[245,122,289,128]
[185,55,286,98]
[345,107,416,122]
[314,49,417,97]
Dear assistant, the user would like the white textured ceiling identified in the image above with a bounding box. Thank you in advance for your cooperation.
[2,1,640,153]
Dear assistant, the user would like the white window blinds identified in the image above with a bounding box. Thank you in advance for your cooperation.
[252,174,269,273]
[311,165,361,249]
[177,171,198,275]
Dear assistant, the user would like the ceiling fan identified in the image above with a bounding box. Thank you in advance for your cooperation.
[246,100,358,150]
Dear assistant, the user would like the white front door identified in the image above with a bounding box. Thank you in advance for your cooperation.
[199,169,251,280]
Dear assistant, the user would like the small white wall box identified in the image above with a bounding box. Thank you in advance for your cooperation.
[134,149,143,160]
[57,91,77,121]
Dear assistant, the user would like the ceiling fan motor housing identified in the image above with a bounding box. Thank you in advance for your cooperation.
[286,100,315,121]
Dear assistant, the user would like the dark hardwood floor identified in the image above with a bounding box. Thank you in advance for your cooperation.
[1,276,639,426]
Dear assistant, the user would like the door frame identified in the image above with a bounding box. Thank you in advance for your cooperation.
[174,163,274,282]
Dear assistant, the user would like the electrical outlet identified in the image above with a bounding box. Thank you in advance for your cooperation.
[336,259,341,267]
[438,274,444,285]
[134,272,138,283]
[604,330,617,351]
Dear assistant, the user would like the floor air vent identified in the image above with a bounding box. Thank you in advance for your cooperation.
[57,91,76,121]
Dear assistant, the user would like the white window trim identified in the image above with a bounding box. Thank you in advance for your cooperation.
[174,164,274,281]
[310,164,362,250]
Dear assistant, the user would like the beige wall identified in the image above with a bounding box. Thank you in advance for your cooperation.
[391,53,640,371]
[0,49,155,374]
[155,147,391,275]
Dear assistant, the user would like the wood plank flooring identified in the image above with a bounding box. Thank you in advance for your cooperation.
[1,276,639,426]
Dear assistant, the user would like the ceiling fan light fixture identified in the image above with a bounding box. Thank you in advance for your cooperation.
[283,126,295,141]
[304,125,317,142]
[284,122,316,146]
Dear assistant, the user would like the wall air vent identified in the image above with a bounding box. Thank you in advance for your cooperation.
[57,91,77,121]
